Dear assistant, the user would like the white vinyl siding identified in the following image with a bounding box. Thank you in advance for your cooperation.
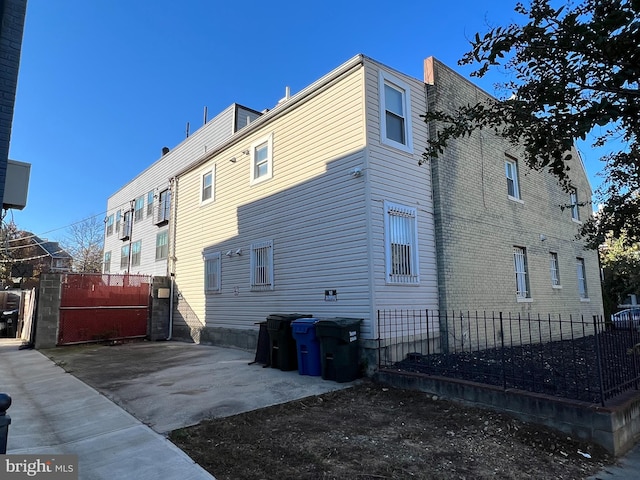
[513,246,530,300]
[379,71,413,153]
[384,201,419,285]
[250,240,273,290]
[204,251,221,293]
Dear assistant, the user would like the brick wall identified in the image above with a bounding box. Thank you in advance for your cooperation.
[425,58,603,327]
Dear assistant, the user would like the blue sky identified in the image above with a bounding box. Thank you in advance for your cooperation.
[8,0,605,241]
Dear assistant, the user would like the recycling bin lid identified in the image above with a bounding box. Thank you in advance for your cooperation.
[291,317,319,335]
[315,317,362,327]
[266,313,313,321]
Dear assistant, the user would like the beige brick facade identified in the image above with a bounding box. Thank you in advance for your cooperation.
[425,58,603,326]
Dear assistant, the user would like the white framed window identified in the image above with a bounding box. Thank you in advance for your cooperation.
[105,214,114,236]
[115,210,121,233]
[120,211,132,240]
[251,240,274,290]
[201,166,215,203]
[384,201,419,285]
[103,251,111,273]
[513,246,531,300]
[155,230,168,260]
[550,252,561,287]
[505,156,521,200]
[120,244,129,269]
[134,196,144,221]
[147,190,154,217]
[379,71,413,153]
[131,240,142,267]
[570,188,580,221]
[250,133,273,185]
[577,258,588,299]
[203,251,221,293]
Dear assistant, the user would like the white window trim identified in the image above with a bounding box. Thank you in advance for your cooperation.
[250,133,273,185]
[577,257,589,300]
[379,71,413,154]
[250,240,274,290]
[384,201,420,285]
[513,246,531,300]
[505,157,522,201]
[155,230,169,261]
[550,252,562,288]
[200,165,215,205]
[570,189,582,224]
[203,250,222,293]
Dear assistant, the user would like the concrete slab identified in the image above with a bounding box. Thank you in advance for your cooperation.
[0,339,214,480]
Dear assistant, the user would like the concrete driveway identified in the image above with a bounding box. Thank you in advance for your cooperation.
[40,340,354,434]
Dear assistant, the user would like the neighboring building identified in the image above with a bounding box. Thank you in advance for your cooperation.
[0,0,28,206]
[102,104,262,276]
[424,57,603,332]
[30,235,72,273]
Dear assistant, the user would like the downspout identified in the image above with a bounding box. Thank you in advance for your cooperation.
[166,176,177,340]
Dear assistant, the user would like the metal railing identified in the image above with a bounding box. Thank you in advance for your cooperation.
[377,310,640,406]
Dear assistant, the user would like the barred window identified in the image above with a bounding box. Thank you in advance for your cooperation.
[203,251,221,293]
[577,258,588,299]
[251,240,273,290]
[384,201,419,285]
[550,252,561,287]
[513,246,530,299]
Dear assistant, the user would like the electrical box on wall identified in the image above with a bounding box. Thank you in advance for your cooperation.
[3,159,31,210]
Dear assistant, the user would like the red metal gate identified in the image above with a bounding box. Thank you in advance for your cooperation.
[58,273,152,345]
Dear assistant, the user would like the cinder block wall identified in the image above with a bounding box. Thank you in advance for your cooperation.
[34,273,62,349]
[426,58,603,329]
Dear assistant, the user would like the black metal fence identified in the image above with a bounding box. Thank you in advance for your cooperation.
[377,310,640,406]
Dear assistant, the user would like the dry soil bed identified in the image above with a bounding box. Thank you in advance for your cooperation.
[169,380,612,480]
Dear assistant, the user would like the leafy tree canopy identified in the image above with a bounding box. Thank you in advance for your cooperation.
[422,0,639,245]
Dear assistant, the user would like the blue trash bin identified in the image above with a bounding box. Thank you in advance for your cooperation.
[291,318,321,376]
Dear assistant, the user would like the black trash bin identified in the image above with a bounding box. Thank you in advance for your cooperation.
[0,310,17,338]
[315,318,363,383]
[266,314,312,371]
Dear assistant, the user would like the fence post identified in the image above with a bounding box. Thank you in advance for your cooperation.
[592,316,606,407]
[0,393,11,454]
[500,312,506,390]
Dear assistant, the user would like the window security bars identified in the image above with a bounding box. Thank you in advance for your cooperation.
[377,310,640,406]
[513,247,529,298]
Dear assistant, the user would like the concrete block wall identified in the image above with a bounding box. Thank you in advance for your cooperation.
[34,273,62,349]
[425,58,603,332]
[149,276,170,340]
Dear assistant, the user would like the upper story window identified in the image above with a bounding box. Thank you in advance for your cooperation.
[115,211,122,233]
[155,189,171,225]
[550,252,561,287]
[203,250,221,293]
[134,196,144,221]
[131,240,142,267]
[147,190,154,217]
[251,240,274,290]
[513,246,531,300]
[570,188,580,221]
[384,201,419,285]
[250,133,273,185]
[505,156,521,200]
[105,214,114,236]
[120,211,132,240]
[379,71,413,153]
[120,244,129,269]
[201,166,215,203]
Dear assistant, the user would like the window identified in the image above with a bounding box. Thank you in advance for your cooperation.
[115,211,121,233]
[513,246,531,299]
[147,190,154,217]
[577,258,588,299]
[103,251,111,273]
[550,252,561,287]
[250,133,273,184]
[505,157,521,200]
[570,189,580,221]
[156,189,171,224]
[120,211,132,239]
[251,240,273,290]
[120,244,129,269]
[131,240,142,267]
[134,196,144,221]
[155,230,168,260]
[203,251,221,293]
[379,71,413,153]
[105,215,114,236]
[201,167,214,203]
[384,201,419,284]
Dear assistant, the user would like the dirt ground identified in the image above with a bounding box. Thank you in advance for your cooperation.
[169,380,613,480]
